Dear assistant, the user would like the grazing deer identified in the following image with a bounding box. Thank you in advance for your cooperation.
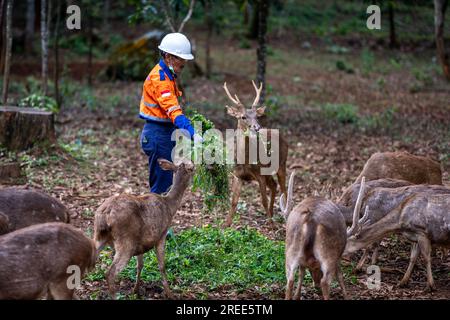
[0,187,71,235]
[94,159,194,299]
[281,173,366,300]
[341,151,442,197]
[0,222,96,300]
[338,151,443,270]
[345,183,450,291]
[223,81,288,227]
[338,178,414,269]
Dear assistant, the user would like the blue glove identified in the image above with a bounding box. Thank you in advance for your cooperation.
[174,114,195,138]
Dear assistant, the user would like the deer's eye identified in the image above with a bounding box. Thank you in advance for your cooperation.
[241,116,246,120]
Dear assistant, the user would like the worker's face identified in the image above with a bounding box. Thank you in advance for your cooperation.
[166,54,186,75]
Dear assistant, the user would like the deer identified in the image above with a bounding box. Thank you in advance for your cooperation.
[338,151,443,270]
[0,222,96,300]
[94,159,194,299]
[344,183,450,291]
[0,187,71,235]
[222,81,288,227]
[344,151,442,188]
[280,173,367,300]
[338,178,414,270]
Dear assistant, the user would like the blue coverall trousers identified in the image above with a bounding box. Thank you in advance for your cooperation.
[140,121,176,194]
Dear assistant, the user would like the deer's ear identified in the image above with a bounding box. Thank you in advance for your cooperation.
[256,106,266,117]
[157,159,177,171]
[226,105,244,118]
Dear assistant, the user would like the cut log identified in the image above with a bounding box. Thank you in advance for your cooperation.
[0,106,56,150]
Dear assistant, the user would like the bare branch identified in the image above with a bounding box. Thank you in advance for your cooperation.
[178,0,195,33]
[161,1,176,33]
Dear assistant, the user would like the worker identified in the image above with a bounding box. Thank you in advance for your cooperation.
[139,32,202,194]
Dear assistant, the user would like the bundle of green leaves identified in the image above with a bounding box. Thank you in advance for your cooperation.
[185,109,231,213]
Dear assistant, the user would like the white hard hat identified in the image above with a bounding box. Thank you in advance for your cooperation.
[158,33,194,60]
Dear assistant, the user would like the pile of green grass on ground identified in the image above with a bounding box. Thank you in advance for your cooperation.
[87,226,295,298]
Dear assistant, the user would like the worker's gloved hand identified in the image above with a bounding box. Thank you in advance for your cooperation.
[193,133,204,144]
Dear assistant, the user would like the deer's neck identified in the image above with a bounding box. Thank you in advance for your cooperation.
[165,172,190,215]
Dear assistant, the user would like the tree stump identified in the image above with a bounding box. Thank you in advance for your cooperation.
[0,106,56,151]
[0,162,26,185]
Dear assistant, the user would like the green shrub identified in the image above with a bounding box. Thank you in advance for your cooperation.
[336,60,354,73]
[19,94,58,113]
[322,103,359,124]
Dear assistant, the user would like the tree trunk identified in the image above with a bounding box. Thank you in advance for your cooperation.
[204,0,213,78]
[1,0,13,105]
[41,0,49,96]
[434,0,450,80]
[87,8,93,87]
[388,1,398,48]
[249,0,259,39]
[0,0,6,70]
[102,0,110,32]
[25,0,35,55]
[256,0,268,105]
[53,0,61,107]
[0,106,56,150]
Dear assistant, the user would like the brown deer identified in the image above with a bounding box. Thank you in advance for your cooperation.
[345,183,450,291]
[342,151,442,193]
[94,159,194,299]
[0,187,71,235]
[281,173,366,300]
[338,151,443,270]
[223,81,288,227]
[0,222,96,300]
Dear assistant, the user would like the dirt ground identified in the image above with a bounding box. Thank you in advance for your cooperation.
[4,32,450,300]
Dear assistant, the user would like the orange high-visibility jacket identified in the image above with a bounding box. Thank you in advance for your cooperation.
[139,60,183,123]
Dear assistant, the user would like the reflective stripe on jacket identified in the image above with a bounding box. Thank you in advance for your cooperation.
[139,59,183,123]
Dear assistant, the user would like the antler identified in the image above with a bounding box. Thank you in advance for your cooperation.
[347,176,367,237]
[251,80,263,110]
[223,82,244,108]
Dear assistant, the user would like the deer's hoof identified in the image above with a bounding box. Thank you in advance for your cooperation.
[423,284,435,293]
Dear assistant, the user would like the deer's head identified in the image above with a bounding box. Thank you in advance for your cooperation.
[223,81,266,132]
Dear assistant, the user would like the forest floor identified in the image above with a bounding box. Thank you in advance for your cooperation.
[3,30,450,300]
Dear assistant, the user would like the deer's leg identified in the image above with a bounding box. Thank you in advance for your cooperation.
[155,236,173,299]
[311,269,323,289]
[417,236,435,292]
[256,177,271,221]
[398,242,420,288]
[293,266,306,300]
[107,244,133,299]
[133,254,144,295]
[370,244,380,265]
[224,176,242,227]
[48,280,75,300]
[320,266,333,300]
[336,265,348,300]
[277,167,287,199]
[267,176,277,219]
[285,257,298,300]
[355,248,370,271]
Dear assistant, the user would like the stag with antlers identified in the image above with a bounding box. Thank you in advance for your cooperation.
[222,81,288,227]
